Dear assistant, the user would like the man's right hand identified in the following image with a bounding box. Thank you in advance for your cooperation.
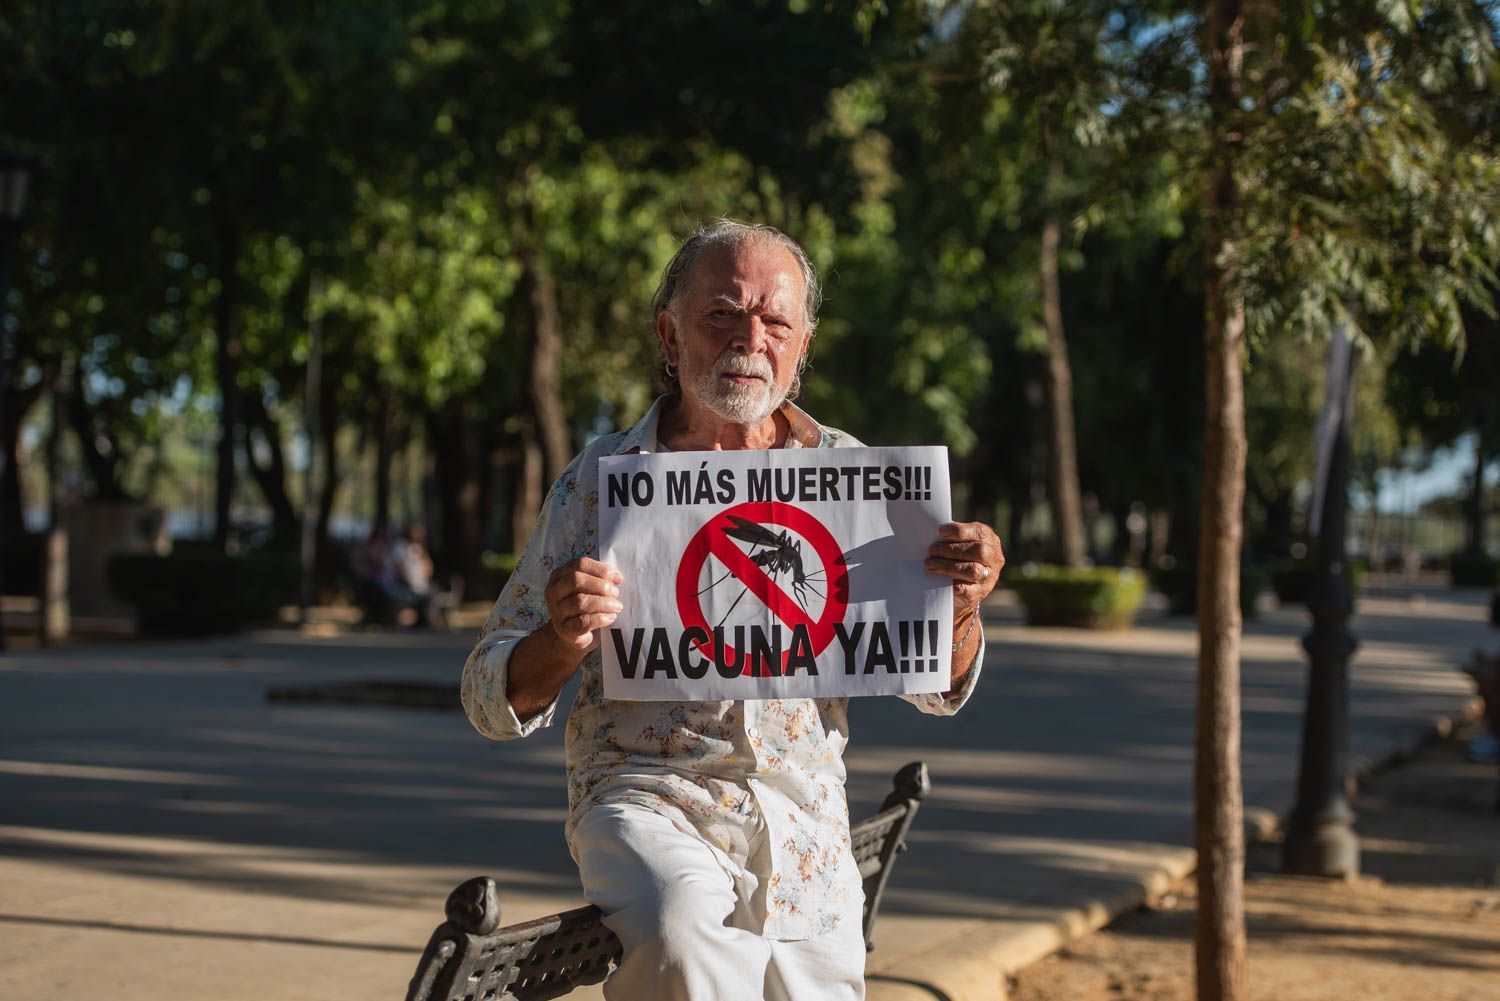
[545,557,624,653]
[507,557,625,723]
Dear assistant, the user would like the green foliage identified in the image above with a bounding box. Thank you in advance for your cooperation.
[1231,1,1500,354]
[1010,564,1148,630]
[3,0,1498,590]
[320,186,521,410]
[106,550,299,635]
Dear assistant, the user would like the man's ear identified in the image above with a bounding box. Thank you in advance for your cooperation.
[655,309,679,366]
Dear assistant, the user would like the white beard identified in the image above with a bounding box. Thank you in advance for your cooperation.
[682,351,787,425]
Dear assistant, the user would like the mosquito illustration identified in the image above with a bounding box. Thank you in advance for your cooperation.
[698,515,828,628]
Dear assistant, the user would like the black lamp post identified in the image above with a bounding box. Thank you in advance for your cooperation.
[0,150,39,652]
[1283,326,1361,877]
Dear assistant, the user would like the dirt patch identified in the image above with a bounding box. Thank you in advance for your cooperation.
[1010,728,1500,1001]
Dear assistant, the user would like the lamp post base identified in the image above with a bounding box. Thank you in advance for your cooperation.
[1283,803,1360,878]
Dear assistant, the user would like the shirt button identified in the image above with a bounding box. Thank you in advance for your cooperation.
[747,726,761,740]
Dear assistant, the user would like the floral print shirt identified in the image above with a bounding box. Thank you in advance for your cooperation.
[461,397,984,941]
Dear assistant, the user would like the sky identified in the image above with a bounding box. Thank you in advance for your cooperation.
[1371,433,1493,514]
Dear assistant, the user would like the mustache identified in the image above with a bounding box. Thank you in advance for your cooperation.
[715,354,773,380]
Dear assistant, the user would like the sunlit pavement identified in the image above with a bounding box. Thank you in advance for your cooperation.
[0,579,1491,1000]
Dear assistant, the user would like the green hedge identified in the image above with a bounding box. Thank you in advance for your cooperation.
[106,550,300,635]
[1450,551,1499,588]
[1271,557,1366,605]
[1011,565,1147,630]
[1152,560,1268,619]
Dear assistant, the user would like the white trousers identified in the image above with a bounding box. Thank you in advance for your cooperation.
[572,801,867,1001]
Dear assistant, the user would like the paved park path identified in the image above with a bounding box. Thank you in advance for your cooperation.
[1,580,1491,1000]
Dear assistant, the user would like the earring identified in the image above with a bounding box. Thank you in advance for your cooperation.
[664,360,678,380]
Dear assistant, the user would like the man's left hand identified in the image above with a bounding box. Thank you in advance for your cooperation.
[924,521,1004,616]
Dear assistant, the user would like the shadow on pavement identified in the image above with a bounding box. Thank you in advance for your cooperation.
[0,589,1490,924]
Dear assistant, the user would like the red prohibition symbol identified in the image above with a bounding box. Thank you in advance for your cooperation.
[674,501,850,675]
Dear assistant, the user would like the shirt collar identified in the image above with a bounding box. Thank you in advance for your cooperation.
[614,396,824,455]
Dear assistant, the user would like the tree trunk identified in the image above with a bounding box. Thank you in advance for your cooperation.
[1007,493,1027,566]
[300,272,325,612]
[512,418,545,555]
[240,389,299,546]
[518,244,571,484]
[213,216,243,550]
[965,447,1001,530]
[1040,204,1087,567]
[67,389,129,501]
[1196,1,1249,999]
[1466,419,1487,555]
[1149,509,1171,570]
[477,420,500,556]
[373,397,393,533]
[1110,500,1135,565]
[313,379,339,590]
[432,401,485,590]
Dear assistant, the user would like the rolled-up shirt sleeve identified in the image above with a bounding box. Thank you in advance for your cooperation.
[901,627,985,716]
[461,630,553,739]
[461,454,592,741]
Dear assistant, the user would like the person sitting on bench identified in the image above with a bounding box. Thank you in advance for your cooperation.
[460,221,1003,1001]
[1462,649,1500,764]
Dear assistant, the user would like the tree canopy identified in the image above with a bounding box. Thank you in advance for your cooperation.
[1,0,1496,587]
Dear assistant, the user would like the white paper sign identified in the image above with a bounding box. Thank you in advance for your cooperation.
[598,446,953,701]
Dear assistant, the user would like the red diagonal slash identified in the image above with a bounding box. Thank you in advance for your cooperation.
[675,501,849,677]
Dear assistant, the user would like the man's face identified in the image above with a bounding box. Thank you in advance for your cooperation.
[657,239,811,426]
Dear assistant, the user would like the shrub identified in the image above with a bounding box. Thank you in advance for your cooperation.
[1011,565,1147,630]
[1450,551,1499,588]
[106,550,300,635]
[1152,559,1268,619]
[1271,557,1366,606]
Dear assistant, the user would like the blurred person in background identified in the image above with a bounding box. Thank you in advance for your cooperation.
[354,525,398,624]
[394,522,438,628]
[1461,649,1500,763]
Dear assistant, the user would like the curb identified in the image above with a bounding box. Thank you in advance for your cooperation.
[1245,696,1483,844]
[1346,698,1482,782]
[869,696,1484,1001]
[867,846,1197,1000]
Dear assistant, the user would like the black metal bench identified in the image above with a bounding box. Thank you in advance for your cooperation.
[405,762,931,1001]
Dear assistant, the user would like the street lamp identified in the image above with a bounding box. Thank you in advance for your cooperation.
[1283,323,1361,877]
[0,149,39,652]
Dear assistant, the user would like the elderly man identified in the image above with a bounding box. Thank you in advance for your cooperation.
[461,220,1004,1001]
